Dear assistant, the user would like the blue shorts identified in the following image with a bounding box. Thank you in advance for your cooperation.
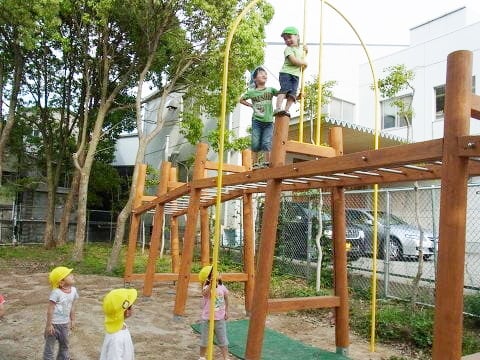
[251,119,273,152]
[279,72,299,101]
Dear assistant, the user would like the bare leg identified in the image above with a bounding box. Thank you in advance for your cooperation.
[220,346,229,360]
[264,151,270,163]
[252,152,258,166]
[275,93,286,110]
[284,96,295,112]
[199,346,207,358]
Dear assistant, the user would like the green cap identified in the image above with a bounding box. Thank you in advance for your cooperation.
[281,26,299,36]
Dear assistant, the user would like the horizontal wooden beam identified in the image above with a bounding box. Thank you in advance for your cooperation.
[458,135,480,156]
[194,139,443,189]
[125,272,249,283]
[133,183,190,214]
[205,161,248,173]
[472,94,480,120]
[168,181,185,189]
[286,140,337,158]
[267,296,340,313]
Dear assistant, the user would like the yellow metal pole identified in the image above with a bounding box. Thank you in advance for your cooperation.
[324,1,381,352]
[315,0,325,145]
[298,0,308,142]
[207,1,262,359]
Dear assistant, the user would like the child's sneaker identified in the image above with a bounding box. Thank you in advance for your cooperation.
[260,162,270,168]
[273,109,290,117]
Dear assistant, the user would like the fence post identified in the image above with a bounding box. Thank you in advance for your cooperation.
[383,190,390,297]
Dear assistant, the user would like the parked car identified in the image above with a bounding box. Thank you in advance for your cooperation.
[345,208,436,260]
[272,201,365,261]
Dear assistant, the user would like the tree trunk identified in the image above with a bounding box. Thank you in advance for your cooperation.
[57,169,81,246]
[0,50,23,184]
[72,106,108,261]
[43,150,59,249]
[106,145,146,273]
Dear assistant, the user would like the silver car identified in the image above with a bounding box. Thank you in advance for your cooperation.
[345,208,436,261]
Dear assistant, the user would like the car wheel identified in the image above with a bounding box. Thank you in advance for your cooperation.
[380,237,403,261]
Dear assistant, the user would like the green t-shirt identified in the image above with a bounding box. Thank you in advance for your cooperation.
[241,87,278,123]
[280,46,303,77]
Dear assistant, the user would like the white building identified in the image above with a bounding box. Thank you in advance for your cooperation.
[358,7,480,142]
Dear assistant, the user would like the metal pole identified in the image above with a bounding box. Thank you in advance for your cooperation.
[383,191,391,297]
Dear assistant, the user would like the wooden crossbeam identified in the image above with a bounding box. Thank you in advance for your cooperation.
[194,139,445,189]
[285,140,337,158]
[267,296,341,313]
[205,161,248,173]
[126,272,249,283]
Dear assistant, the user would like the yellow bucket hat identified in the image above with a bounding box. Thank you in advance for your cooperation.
[48,266,73,289]
[198,265,213,282]
[103,288,138,334]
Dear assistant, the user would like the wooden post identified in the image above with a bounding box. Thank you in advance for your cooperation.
[124,164,148,282]
[171,216,180,274]
[200,206,210,265]
[330,126,349,355]
[432,50,472,359]
[332,188,349,354]
[245,114,289,360]
[242,149,255,314]
[174,143,208,316]
[143,161,171,296]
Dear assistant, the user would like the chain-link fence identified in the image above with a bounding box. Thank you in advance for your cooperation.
[0,206,118,244]
[244,183,480,312]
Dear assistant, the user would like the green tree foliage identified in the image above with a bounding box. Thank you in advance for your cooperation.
[303,76,336,120]
[375,64,415,140]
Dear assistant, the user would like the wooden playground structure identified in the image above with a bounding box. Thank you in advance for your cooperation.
[125,50,480,359]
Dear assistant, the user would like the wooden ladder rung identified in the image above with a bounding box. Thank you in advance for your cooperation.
[267,295,340,313]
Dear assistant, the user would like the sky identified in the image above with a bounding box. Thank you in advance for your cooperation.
[259,0,480,104]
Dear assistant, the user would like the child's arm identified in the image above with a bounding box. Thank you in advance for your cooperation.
[286,54,307,68]
[224,291,229,320]
[70,299,77,330]
[240,98,253,108]
[202,282,211,297]
[44,301,56,336]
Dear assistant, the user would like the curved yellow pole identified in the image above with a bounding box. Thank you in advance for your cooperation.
[298,0,308,142]
[315,0,325,145]
[323,1,381,352]
[207,1,262,359]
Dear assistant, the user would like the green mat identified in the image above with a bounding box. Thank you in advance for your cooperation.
[191,319,350,360]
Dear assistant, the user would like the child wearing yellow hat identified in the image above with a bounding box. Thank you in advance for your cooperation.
[198,265,230,360]
[100,288,137,360]
[43,266,79,360]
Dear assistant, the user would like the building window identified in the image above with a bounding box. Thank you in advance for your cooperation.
[435,76,476,119]
[327,97,355,122]
[381,95,412,129]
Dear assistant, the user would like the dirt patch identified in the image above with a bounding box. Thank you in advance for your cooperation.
[0,270,420,359]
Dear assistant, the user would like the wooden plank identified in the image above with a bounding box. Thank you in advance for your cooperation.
[457,135,480,156]
[472,94,480,120]
[194,139,444,189]
[285,140,337,158]
[205,160,247,173]
[267,296,340,313]
[168,181,185,189]
[133,183,190,214]
[124,272,248,282]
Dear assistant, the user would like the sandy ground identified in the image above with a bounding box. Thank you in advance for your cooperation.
[0,271,420,360]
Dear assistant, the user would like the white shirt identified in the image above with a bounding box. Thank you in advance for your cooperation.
[99,325,134,360]
[49,287,79,324]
